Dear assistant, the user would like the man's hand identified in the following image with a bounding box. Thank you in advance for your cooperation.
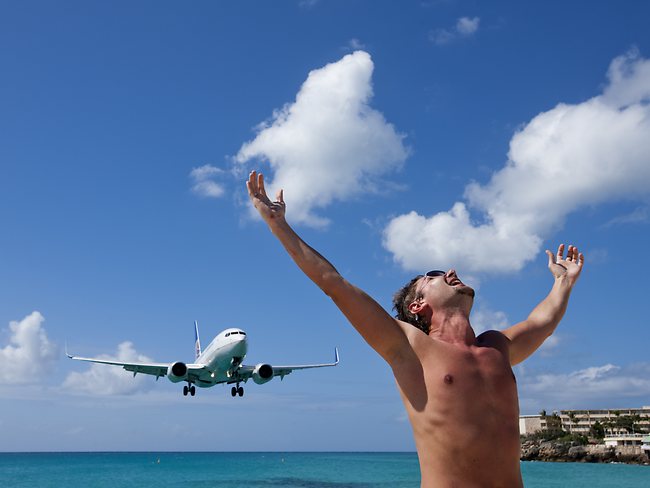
[247,170,286,227]
[545,243,585,286]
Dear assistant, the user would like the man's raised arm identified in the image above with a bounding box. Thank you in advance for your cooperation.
[246,171,409,363]
[503,244,585,365]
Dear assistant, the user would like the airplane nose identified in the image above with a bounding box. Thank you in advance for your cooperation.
[235,338,248,354]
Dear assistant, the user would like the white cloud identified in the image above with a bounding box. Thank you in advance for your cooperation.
[456,16,480,36]
[430,16,480,45]
[189,164,225,198]
[384,50,650,274]
[603,206,649,227]
[347,38,366,51]
[601,50,650,107]
[63,342,156,395]
[520,363,650,409]
[471,305,509,334]
[429,29,456,46]
[429,29,452,45]
[192,180,225,198]
[190,164,222,180]
[235,51,409,228]
[0,311,57,384]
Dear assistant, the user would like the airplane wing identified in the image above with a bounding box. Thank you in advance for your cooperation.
[238,348,339,381]
[66,353,205,380]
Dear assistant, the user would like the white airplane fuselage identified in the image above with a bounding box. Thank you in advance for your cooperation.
[193,328,248,387]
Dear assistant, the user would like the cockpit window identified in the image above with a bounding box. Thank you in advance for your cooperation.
[231,331,239,335]
[225,332,230,337]
[240,332,246,335]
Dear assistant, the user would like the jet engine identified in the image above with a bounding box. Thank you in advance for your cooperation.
[252,363,274,384]
[167,361,188,383]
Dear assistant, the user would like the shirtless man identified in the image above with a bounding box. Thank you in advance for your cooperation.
[247,171,584,487]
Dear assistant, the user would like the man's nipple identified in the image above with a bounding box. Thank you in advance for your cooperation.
[444,374,453,385]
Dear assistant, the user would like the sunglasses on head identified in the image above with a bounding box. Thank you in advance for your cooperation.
[424,270,446,277]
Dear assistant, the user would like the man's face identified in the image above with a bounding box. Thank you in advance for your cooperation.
[416,269,475,310]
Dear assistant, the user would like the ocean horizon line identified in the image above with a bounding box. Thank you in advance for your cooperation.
[0,450,418,454]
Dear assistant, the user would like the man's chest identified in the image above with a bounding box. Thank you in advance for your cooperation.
[393,332,519,414]
[423,345,515,395]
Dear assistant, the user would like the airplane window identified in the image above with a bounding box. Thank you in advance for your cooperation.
[225,333,230,337]
[231,331,238,335]
[241,332,246,335]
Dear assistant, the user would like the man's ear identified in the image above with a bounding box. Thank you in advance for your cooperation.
[408,299,426,315]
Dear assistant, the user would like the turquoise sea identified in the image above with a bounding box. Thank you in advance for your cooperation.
[0,452,648,487]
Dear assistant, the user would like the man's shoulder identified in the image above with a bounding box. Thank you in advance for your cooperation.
[387,321,437,363]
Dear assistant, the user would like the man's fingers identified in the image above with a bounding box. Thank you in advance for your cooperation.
[247,171,259,196]
[258,172,270,199]
[247,170,285,212]
[248,170,270,201]
[573,246,585,267]
[258,172,265,194]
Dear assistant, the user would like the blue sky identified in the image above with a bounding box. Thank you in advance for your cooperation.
[1,0,650,452]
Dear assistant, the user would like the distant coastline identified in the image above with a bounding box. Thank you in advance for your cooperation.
[521,438,649,465]
[519,407,650,465]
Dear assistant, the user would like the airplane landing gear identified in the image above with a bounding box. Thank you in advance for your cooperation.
[231,384,244,397]
[183,384,196,397]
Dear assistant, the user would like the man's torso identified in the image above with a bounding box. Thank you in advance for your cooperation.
[393,328,523,487]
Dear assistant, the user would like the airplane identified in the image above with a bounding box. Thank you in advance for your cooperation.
[67,321,339,397]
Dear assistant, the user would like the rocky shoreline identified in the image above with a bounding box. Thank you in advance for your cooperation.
[521,439,649,465]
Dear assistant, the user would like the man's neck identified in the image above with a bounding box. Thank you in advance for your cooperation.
[428,308,475,345]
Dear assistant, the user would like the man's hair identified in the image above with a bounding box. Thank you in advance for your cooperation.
[392,275,430,334]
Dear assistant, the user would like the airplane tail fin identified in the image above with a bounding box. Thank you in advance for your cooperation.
[194,320,202,360]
